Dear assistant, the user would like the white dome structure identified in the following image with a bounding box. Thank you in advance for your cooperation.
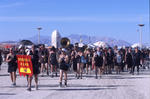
[51,30,61,48]
[93,41,109,48]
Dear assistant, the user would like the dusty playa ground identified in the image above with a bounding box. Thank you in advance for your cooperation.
[0,63,150,99]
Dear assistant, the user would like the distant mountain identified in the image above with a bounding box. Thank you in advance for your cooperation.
[0,34,131,47]
[25,35,51,45]
[68,34,131,47]
[0,41,18,44]
[24,34,131,47]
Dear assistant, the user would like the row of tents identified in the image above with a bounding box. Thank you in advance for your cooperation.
[85,41,149,49]
[0,40,149,50]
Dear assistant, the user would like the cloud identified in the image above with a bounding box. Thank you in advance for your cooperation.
[0,15,149,23]
[0,2,23,8]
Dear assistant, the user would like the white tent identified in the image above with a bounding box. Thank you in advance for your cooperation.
[87,44,96,48]
[78,43,85,47]
[93,41,109,48]
[131,43,146,48]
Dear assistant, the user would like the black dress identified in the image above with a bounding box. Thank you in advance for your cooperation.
[72,57,77,71]
[30,50,40,75]
[107,52,114,66]
[126,53,133,68]
[87,53,92,65]
[50,53,57,65]
[60,58,68,71]
[39,49,48,64]
[94,54,103,67]
[0,54,2,66]
[8,55,17,73]
[133,51,141,66]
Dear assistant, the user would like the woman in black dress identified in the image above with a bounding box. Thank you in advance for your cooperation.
[126,48,133,74]
[39,45,49,76]
[48,47,58,77]
[71,50,78,77]
[6,48,17,86]
[85,49,91,75]
[59,49,69,87]
[27,45,40,91]
[80,51,87,79]
[94,47,103,79]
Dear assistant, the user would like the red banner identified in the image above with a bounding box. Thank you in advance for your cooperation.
[17,55,33,77]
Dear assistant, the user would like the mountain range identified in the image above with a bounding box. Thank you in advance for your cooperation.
[0,34,131,47]
[25,34,131,47]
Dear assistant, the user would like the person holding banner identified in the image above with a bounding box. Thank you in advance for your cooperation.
[27,45,40,91]
[6,48,17,86]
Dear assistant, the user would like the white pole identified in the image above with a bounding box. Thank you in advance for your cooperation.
[138,24,144,50]
[37,27,42,44]
[38,30,40,44]
[140,26,142,49]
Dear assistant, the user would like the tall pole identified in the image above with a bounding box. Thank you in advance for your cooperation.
[138,24,144,49]
[37,27,42,44]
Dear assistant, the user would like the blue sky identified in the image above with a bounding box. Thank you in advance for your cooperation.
[0,0,149,44]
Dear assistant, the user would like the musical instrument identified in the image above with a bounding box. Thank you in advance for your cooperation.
[60,37,70,48]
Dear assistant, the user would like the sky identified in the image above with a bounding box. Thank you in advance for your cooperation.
[0,0,149,44]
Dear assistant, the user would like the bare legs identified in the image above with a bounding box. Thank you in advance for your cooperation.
[27,74,38,91]
[59,70,67,87]
[40,63,49,76]
[51,65,57,77]
[95,66,103,79]
[10,72,16,86]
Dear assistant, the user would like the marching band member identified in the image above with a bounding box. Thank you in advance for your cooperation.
[79,51,86,79]
[132,47,141,75]
[27,45,40,91]
[94,47,103,79]
[71,50,78,78]
[39,45,49,76]
[59,49,69,87]
[115,50,122,74]
[48,46,58,77]
[6,48,17,86]
[125,48,133,74]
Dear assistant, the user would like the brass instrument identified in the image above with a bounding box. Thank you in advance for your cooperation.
[60,37,70,48]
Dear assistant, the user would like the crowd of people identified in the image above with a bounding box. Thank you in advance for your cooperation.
[0,44,150,91]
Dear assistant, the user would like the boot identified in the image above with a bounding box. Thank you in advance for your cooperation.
[27,87,31,91]
[55,72,57,77]
[64,80,67,87]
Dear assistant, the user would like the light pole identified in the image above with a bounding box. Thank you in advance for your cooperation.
[138,24,144,49]
[37,27,42,44]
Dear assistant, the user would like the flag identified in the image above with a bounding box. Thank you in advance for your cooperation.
[17,55,33,77]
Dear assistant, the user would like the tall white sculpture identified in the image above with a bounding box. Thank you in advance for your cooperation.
[51,30,61,48]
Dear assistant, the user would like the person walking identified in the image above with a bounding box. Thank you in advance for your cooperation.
[48,46,58,77]
[27,45,40,91]
[94,47,103,79]
[132,47,141,75]
[59,49,69,87]
[6,48,17,86]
